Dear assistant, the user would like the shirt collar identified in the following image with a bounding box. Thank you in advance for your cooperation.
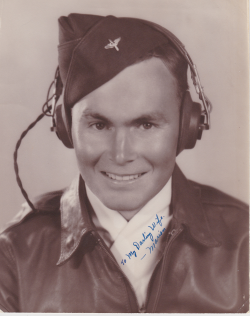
[57,164,219,265]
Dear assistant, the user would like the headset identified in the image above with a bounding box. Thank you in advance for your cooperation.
[14,23,212,211]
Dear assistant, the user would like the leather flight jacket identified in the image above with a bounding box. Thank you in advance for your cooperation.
[0,165,248,312]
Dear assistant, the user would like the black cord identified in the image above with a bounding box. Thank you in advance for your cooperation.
[13,97,54,212]
[13,66,63,212]
[42,81,54,116]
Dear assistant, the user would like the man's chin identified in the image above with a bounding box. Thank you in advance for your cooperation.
[99,194,149,214]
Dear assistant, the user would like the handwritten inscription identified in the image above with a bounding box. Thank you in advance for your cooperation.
[120,214,166,266]
[125,250,137,259]
[146,227,166,254]
[148,214,164,230]
[121,259,126,265]
[133,231,153,250]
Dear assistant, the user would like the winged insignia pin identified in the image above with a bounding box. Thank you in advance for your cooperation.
[104,37,121,51]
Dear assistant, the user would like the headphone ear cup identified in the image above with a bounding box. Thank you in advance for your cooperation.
[55,104,74,148]
[176,91,202,155]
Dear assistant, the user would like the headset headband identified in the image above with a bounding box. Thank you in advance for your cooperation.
[144,19,211,128]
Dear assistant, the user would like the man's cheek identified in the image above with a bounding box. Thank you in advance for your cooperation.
[75,147,99,168]
[145,137,177,165]
[74,139,106,170]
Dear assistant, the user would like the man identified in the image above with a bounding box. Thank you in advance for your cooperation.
[0,14,248,313]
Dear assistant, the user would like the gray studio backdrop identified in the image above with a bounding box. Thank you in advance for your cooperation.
[0,0,248,226]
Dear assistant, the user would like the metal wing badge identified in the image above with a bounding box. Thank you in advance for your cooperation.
[104,37,121,51]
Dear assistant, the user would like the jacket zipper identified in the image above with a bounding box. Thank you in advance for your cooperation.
[149,226,183,313]
[94,227,183,313]
[96,237,140,312]
[134,228,180,313]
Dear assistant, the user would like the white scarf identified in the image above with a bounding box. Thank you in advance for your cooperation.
[86,179,172,308]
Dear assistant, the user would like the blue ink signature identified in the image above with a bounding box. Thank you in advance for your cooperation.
[132,215,165,251]
[121,251,137,265]
[133,231,153,250]
[120,214,166,266]
[146,227,166,254]
[148,214,164,231]
[125,250,137,259]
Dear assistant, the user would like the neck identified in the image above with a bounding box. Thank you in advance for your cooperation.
[118,209,140,221]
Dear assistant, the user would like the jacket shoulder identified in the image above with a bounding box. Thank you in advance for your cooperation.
[189,180,248,245]
[189,180,248,212]
[0,189,64,234]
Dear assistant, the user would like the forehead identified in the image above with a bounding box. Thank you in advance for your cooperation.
[73,57,179,120]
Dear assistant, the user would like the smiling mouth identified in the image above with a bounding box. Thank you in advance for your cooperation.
[102,172,146,181]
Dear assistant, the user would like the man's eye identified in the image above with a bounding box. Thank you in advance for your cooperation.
[93,123,106,130]
[141,122,153,130]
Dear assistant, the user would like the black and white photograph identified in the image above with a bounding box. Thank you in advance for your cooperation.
[0,0,248,313]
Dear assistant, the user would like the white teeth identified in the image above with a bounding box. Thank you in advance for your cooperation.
[105,172,141,181]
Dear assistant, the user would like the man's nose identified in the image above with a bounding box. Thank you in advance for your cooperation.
[110,129,137,165]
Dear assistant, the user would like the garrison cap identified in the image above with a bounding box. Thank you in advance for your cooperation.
[58,14,171,112]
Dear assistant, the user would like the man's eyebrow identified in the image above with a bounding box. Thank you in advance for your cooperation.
[81,110,111,123]
[131,112,168,124]
[80,109,168,124]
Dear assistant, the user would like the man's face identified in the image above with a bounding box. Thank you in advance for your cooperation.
[71,57,180,216]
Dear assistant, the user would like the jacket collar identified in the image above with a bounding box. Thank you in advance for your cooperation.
[57,164,219,265]
[57,176,93,265]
